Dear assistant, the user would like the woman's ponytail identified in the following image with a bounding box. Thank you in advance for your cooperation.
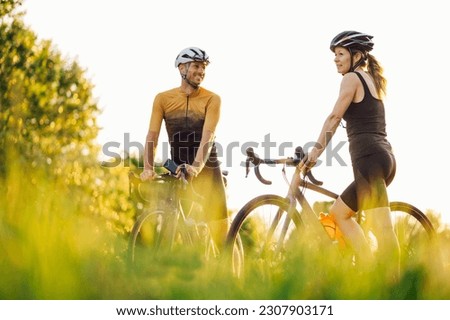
[366,53,387,98]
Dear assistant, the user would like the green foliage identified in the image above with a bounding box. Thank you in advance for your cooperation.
[0,0,22,17]
[0,14,99,178]
[313,200,333,214]
[1,166,450,299]
[0,9,134,235]
[0,165,126,299]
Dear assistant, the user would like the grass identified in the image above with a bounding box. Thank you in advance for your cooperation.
[1,166,449,300]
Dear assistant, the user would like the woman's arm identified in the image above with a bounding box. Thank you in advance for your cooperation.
[306,73,359,165]
[288,73,359,199]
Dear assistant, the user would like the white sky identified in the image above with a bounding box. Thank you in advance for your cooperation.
[22,0,449,224]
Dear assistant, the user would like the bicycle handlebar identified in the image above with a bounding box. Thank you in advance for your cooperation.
[128,171,209,205]
[129,171,178,186]
[245,147,323,186]
[128,171,179,199]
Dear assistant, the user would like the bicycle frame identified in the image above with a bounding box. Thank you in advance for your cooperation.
[246,146,339,241]
[128,172,218,260]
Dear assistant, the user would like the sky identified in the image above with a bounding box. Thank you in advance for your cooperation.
[21,0,449,224]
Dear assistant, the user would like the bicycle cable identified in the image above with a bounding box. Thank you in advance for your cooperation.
[177,169,205,202]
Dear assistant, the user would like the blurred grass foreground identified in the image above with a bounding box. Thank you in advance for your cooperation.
[1,157,450,300]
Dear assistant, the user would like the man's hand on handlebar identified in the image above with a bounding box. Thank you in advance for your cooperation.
[140,169,157,181]
[170,164,200,185]
[178,164,200,179]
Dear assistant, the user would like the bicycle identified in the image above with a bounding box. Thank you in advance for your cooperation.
[225,147,435,270]
[128,169,244,275]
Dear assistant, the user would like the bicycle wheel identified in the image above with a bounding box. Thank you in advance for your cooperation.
[226,194,302,265]
[129,209,224,267]
[359,201,435,269]
[231,233,245,277]
[128,209,179,264]
[390,202,435,267]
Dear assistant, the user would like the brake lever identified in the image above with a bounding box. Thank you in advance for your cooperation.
[295,146,323,186]
[245,147,272,185]
[245,157,250,178]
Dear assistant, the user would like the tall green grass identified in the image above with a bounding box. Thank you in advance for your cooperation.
[1,164,449,299]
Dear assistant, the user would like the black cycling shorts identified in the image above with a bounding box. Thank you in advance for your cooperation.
[340,151,396,212]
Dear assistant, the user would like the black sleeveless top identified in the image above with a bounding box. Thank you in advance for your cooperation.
[343,72,393,162]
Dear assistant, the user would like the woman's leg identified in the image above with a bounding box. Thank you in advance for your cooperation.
[359,153,400,280]
[365,206,400,281]
[330,197,373,263]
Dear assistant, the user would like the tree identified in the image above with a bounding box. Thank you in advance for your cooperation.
[1,6,99,178]
[0,0,22,17]
[1,3,134,234]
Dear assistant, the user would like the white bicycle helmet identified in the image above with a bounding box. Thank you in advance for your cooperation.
[174,47,210,68]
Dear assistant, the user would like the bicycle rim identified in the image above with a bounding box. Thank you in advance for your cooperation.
[226,194,302,265]
[390,202,435,237]
[390,202,435,268]
[128,209,166,264]
[359,202,435,269]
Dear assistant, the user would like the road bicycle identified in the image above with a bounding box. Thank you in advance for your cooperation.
[225,147,435,269]
[128,170,244,274]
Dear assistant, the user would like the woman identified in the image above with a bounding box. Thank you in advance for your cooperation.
[289,31,400,277]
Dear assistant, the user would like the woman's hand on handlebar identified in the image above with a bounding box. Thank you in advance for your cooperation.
[288,148,319,206]
[298,148,319,175]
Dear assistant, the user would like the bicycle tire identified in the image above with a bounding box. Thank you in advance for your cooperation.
[226,194,302,264]
[357,201,435,269]
[128,209,166,264]
[129,208,232,265]
[391,202,435,266]
[389,201,435,237]
[227,233,245,278]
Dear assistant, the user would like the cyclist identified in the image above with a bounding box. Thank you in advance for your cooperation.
[140,47,228,248]
[289,31,400,278]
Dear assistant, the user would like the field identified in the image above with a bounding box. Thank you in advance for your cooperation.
[1,167,449,300]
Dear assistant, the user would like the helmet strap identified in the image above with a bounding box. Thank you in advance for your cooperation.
[349,49,366,72]
[180,62,199,89]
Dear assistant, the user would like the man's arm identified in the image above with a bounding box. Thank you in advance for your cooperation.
[190,128,215,174]
[141,94,164,180]
[143,130,159,171]
[186,94,221,176]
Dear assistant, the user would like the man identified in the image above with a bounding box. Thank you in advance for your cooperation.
[141,47,228,248]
